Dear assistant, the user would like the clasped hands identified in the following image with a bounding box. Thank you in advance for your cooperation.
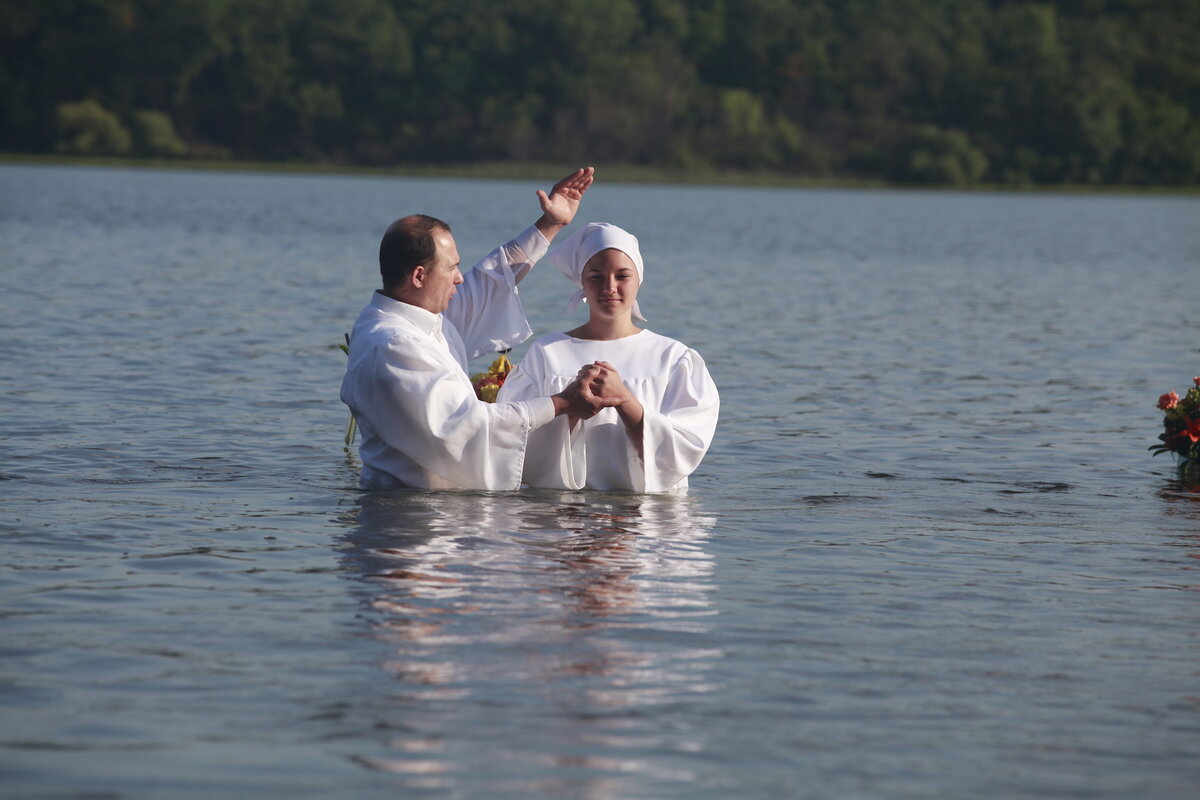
[558,361,635,420]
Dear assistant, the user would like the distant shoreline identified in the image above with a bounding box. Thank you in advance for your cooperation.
[3,153,1196,196]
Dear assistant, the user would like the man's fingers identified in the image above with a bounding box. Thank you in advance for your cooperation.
[575,382,604,417]
[552,168,583,194]
[554,167,594,196]
[572,168,594,193]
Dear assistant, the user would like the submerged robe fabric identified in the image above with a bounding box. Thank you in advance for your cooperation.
[496,330,719,492]
[340,225,556,490]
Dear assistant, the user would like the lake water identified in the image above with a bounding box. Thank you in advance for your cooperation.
[1,164,1198,798]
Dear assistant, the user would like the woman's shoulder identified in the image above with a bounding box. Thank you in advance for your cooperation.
[527,330,566,345]
[640,328,685,348]
[602,330,708,378]
[516,332,579,372]
[639,329,705,361]
[525,331,574,354]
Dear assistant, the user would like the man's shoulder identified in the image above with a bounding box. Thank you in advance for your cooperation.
[348,314,432,367]
[352,299,424,339]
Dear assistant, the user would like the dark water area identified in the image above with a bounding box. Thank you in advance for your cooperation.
[1,164,1198,798]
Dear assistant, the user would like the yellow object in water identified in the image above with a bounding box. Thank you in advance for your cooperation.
[471,351,513,403]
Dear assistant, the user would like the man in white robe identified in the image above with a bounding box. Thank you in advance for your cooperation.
[341,168,603,490]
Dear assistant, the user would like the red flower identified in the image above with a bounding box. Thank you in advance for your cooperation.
[1158,391,1180,410]
[1184,418,1200,443]
[1194,377,1200,387]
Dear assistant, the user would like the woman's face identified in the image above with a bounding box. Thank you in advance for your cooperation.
[582,249,639,319]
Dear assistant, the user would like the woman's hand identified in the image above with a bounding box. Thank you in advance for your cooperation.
[578,361,644,456]
[553,377,602,421]
[576,362,632,410]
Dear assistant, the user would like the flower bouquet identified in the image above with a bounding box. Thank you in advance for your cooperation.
[471,350,513,403]
[1149,378,1200,466]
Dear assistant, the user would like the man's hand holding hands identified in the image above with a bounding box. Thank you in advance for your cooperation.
[551,362,630,420]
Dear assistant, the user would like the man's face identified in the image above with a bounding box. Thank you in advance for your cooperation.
[421,230,463,314]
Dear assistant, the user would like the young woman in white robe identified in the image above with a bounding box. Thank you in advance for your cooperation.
[496,223,719,492]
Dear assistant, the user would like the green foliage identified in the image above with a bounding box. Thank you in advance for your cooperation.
[697,88,801,169]
[3,0,1197,185]
[903,126,989,185]
[55,99,131,155]
[130,110,187,157]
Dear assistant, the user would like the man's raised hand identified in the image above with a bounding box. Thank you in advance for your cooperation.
[535,167,595,239]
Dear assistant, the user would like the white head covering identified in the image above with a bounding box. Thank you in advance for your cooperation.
[543,222,646,321]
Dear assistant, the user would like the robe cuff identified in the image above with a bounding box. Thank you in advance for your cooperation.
[523,396,557,430]
[511,224,551,265]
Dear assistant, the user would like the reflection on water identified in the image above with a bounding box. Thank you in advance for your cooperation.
[1157,465,1200,532]
[334,491,718,795]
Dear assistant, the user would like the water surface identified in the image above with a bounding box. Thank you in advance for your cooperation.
[1,164,1198,798]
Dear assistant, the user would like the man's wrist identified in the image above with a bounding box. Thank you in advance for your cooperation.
[535,215,567,241]
[551,392,571,417]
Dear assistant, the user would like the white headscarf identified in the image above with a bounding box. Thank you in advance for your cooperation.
[543,222,646,321]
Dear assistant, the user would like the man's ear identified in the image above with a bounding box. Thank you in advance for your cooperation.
[410,264,427,288]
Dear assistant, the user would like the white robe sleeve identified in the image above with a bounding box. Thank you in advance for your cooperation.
[632,349,720,493]
[444,226,549,360]
[358,332,554,490]
[496,345,585,490]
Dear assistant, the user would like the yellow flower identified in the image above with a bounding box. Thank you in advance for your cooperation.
[472,351,513,403]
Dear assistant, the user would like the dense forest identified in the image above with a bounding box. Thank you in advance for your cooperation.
[2,0,1198,185]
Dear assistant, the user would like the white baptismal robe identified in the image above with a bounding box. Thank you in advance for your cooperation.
[497,330,719,492]
[340,225,556,490]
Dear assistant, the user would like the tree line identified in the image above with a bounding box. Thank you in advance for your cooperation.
[2,0,1197,186]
